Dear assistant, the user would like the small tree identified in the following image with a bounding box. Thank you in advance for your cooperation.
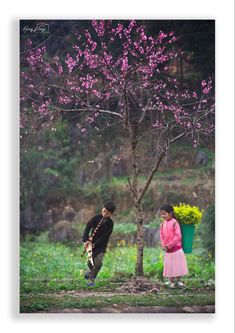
[20,20,215,275]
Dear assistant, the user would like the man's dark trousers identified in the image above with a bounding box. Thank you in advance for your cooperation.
[87,252,105,280]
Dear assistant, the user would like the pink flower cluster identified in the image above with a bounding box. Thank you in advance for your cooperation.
[201,79,213,94]
[26,46,46,69]
[58,94,72,105]
[92,89,101,97]
[65,54,76,73]
[54,56,64,75]
[80,74,97,90]
[85,113,98,124]
[44,63,51,76]
[121,54,129,72]
[58,65,63,74]
[152,121,163,129]
[38,100,50,115]
[83,49,99,69]
[84,29,97,52]
[92,20,105,37]
[21,71,32,81]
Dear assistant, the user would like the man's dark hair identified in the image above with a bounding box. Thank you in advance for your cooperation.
[104,201,116,213]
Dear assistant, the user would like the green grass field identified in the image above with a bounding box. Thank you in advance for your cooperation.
[20,237,215,312]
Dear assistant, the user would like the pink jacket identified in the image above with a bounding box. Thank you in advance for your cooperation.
[160,218,182,250]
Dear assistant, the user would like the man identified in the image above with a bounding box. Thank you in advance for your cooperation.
[82,201,115,286]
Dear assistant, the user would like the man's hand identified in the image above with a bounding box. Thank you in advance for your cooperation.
[84,241,92,249]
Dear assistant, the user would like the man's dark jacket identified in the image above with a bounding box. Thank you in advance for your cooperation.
[82,214,113,255]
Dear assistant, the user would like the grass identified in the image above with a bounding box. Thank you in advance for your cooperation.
[20,232,215,312]
[20,240,215,293]
[113,223,137,234]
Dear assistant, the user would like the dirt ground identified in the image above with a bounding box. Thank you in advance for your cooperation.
[38,305,215,313]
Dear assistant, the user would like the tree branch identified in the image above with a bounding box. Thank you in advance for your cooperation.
[127,176,138,198]
[170,130,187,144]
[137,129,187,204]
[20,33,55,55]
[52,106,124,119]
[136,147,167,205]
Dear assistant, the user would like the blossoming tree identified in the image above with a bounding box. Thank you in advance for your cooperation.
[20,20,215,275]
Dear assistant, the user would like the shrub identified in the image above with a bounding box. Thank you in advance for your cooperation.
[199,204,215,257]
[173,203,204,225]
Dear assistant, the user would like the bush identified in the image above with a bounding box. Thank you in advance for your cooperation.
[20,121,81,233]
[199,204,215,257]
[174,203,204,225]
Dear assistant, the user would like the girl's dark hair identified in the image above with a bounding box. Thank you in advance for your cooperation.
[160,204,176,218]
[104,201,116,213]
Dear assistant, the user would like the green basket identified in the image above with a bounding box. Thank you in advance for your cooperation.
[180,224,195,253]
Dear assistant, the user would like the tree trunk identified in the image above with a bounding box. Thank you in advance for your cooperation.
[135,200,144,276]
[126,121,145,276]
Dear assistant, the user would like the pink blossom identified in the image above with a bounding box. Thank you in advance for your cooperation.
[91,42,97,51]
[38,100,50,115]
[128,20,136,31]
[58,94,72,104]
[44,63,51,76]
[141,32,147,41]
[92,20,105,37]
[65,54,76,73]
[153,121,163,129]
[202,79,212,94]
[193,140,198,148]
[158,31,168,43]
[116,23,123,34]
[81,128,88,134]
[121,56,128,72]
[26,46,46,67]
[58,65,63,75]
[83,50,99,68]
[26,38,32,48]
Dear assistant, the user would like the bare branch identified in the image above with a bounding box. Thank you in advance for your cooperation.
[136,146,167,205]
[20,33,55,55]
[52,106,124,119]
[127,176,138,198]
[170,130,187,144]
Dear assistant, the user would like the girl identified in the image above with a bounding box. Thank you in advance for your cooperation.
[159,204,188,288]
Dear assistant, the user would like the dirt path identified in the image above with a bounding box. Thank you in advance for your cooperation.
[23,290,215,313]
[31,290,130,298]
[21,278,215,314]
[23,288,214,298]
[38,305,215,313]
